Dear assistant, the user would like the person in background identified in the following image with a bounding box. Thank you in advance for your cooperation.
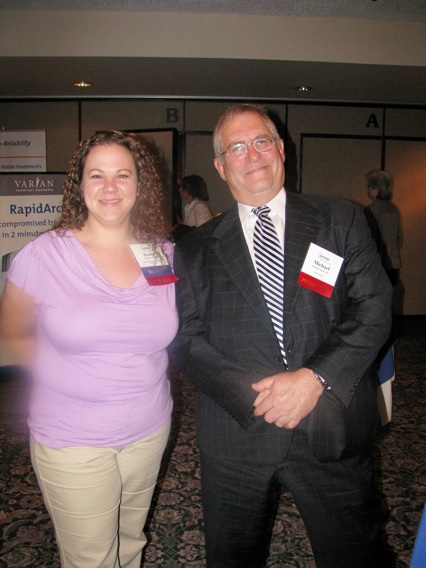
[171,104,393,568]
[0,131,179,568]
[364,169,402,287]
[179,174,213,227]
[172,174,213,242]
[364,169,403,425]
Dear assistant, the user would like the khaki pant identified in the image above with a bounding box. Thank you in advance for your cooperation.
[30,420,171,568]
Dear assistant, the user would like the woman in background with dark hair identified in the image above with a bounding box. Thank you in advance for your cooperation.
[0,131,178,568]
[172,174,213,242]
[179,174,213,228]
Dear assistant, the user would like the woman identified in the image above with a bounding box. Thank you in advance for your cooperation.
[0,131,178,567]
[172,174,213,242]
[364,169,402,426]
[179,174,212,228]
[364,169,402,287]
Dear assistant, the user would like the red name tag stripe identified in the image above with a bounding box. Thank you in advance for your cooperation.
[144,274,179,286]
[297,272,334,298]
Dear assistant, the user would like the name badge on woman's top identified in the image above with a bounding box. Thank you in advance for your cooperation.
[298,243,343,298]
[130,243,178,286]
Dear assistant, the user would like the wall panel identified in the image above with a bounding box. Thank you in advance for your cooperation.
[300,137,382,206]
[385,108,426,138]
[80,100,184,139]
[386,139,426,315]
[0,101,79,171]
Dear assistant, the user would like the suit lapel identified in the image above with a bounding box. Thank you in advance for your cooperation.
[210,195,322,341]
[212,203,277,339]
[284,192,321,321]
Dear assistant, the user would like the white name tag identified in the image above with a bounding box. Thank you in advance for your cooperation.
[130,243,178,286]
[297,243,343,298]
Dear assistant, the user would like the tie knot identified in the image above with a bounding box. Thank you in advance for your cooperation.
[252,205,271,219]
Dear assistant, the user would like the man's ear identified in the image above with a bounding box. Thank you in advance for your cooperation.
[278,139,285,162]
[214,157,227,182]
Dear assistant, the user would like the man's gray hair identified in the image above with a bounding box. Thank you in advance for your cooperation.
[213,104,280,160]
[365,169,394,201]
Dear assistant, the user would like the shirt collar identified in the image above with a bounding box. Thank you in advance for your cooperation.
[238,187,286,225]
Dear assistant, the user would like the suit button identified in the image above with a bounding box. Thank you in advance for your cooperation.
[274,355,283,363]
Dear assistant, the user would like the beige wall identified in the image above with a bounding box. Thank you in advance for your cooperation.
[2,11,424,66]
[0,99,425,316]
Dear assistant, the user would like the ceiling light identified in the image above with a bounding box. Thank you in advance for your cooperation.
[295,86,313,92]
[73,81,92,87]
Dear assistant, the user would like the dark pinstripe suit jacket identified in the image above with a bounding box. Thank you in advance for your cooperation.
[171,192,393,463]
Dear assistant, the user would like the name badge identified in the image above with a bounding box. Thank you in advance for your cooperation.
[297,243,343,298]
[130,243,178,286]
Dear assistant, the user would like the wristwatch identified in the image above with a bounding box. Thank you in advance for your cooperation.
[313,372,331,391]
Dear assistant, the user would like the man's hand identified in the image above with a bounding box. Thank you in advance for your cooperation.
[252,368,325,429]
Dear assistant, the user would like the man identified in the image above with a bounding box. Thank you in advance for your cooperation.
[171,104,393,568]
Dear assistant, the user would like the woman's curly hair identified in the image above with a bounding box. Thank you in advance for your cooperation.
[52,130,167,243]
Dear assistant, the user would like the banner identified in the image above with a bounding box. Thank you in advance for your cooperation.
[0,130,47,173]
[0,173,65,272]
[0,173,65,365]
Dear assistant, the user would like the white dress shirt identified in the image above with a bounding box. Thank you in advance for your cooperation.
[238,188,286,274]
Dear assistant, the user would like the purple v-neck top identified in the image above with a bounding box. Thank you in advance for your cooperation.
[7,230,178,448]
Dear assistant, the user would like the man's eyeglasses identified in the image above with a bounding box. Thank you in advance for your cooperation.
[219,136,278,161]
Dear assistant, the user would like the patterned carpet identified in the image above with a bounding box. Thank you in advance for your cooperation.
[0,316,425,567]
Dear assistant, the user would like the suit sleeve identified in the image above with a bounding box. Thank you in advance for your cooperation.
[170,244,259,429]
[304,203,393,406]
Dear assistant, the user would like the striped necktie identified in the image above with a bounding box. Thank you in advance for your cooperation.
[252,205,286,362]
